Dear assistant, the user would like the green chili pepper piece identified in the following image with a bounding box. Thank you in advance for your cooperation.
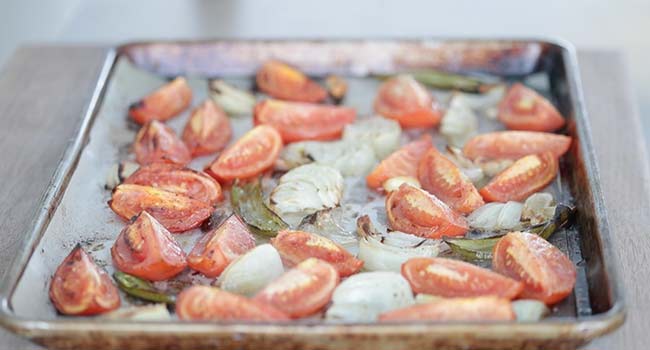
[113,271,176,305]
[231,180,288,237]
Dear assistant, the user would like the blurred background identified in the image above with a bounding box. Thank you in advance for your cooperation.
[1,0,648,140]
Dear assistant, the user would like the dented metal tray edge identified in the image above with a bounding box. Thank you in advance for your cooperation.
[0,38,625,347]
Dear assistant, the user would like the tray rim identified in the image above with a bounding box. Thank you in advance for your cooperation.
[0,37,625,345]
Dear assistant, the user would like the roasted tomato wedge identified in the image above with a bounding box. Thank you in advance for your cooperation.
[498,83,566,132]
[493,231,576,305]
[463,131,572,161]
[187,215,256,278]
[205,125,283,182]
[254,258,339,318]
[255,60,327,103]
[366,134,432,189]
[379,296,515,322]
[182,100,232,157]
[271,230,363,277]
[109,184,213,233]
[401,257,523,299]
[254,99,356,143]
[480,152,558,202]
[111,211,187,281]
[49,245,120,315]
[417,148,484,214]
[374,75,442,128]
[124,163,222,206]
[129,77,193,125]
[134,120,191,166]
[176,285,289,321]
[386,184,468,239]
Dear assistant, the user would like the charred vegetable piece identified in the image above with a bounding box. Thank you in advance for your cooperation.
[325,75,348,103]
[254,99,356,143]
[111,211,187,281]
[49,245,121,316]
[113,271,176,304]
[374,75,442,128]
[134,120,191,166]
[366,134,432,190]
[498,83,566,132]
[209,79,256,116]
[129,77,192,125]
[256,60,327,103]
[181,99,232,157]
[379,296,515,322]
[231,180,288,236]
[109,184,213,233]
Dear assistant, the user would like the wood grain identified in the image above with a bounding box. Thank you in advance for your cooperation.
[0,48,645,349]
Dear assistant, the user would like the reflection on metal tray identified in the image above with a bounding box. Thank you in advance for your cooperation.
[0,39,624,350]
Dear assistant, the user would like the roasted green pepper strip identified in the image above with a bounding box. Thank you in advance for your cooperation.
[444,204,575,260]
[113,271,176,304]
[231,180,288,237]
[376,71,495,93]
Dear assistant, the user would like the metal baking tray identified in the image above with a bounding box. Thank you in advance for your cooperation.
[0,39,624,350]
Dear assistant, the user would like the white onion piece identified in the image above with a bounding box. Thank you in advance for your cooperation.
[522,192,556,225]
[218,244,284,297]
[468,203,504,230]
[104,304,171,320]
[445,146,485,186]
[298,204,361,253]
[209,80,256,116]
[325,272,414,322]
[382,176,421,193]
[276,140,376,177]
[478,158,515,177]
[440,95,478,148]
[497,201,524,230]
[271,164,344,227]
[457,85,506,114]
[512,299,550,321]
[343,117,402,159]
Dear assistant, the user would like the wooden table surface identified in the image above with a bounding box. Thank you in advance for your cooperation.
[0,47,647,350]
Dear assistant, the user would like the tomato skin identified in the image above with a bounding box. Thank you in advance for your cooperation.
[49,245,121,316]
[254,99,356,143]
[176,285,289,321]
[479,152,558,202]
[111,211,187,281]
[109,184,213,233]
[129,77,193,125]
[366,135,432,189]
[187,215,256,278]
[463,131,572,161]
[271,230,363,277]
[401,257,523,299]
[498,83,566,132]
[182,100,232,157]
[205,125,283,182]
[493,231,576,305]
[134,120,191,166]
[124,163,222,206]
[379,296,515,322]
[374,75,442,128]
[386,184,468,239]
[254,258,339,318]
[256,60,327,103]
[417,148,484,214]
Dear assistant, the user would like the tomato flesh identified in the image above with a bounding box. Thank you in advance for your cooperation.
[176,285,289,321]
[254,99,356,143]
[187,215,256,278]
[109,184,213,233]
[124,163,222,206]
[493,231,576,305]
[256,60,327,103]
[417,148,484,214]
[401,257,523,299]
[49,245,120,316]
[379,296,515,322]
[374,75,442,128]
[134,120,191,166]
[271,230,363,277]
[111,211,187,281]
[480,152,558,202]
[129,77,192,125]
[366,134,432,189]
[206,125,283,182]
[182,100,232,157]
[254,258,339,318]
[498,83,565,132]
[463,131,571,161]
[386,184,468,239]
